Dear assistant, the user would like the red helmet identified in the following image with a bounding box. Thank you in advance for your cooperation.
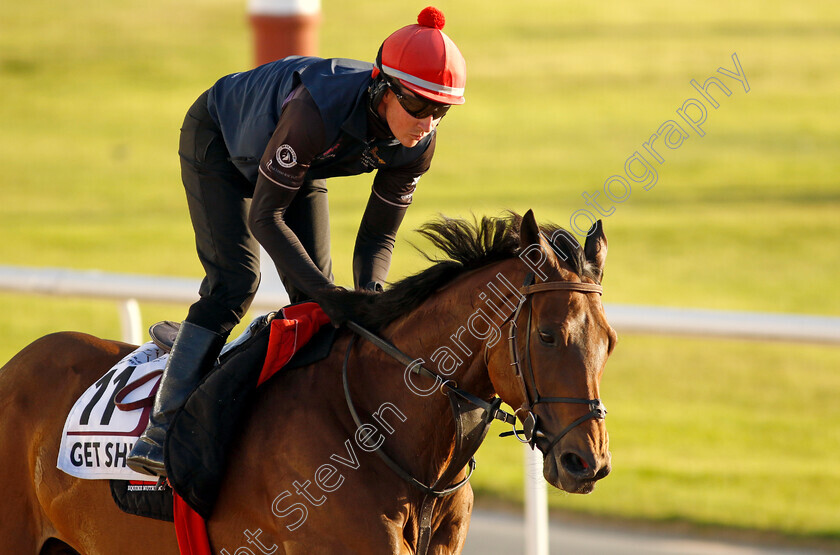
[374,7,466,105]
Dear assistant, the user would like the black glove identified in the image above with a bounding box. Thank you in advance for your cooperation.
[315,286,355,328]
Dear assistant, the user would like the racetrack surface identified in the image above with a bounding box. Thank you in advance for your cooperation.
[462,509,829,555]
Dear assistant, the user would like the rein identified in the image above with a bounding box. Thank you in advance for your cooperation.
[342,324,514,555]
[343,271,608,482]
[341,270,608,555]
[346,321,516,431]
[343,322,515,497]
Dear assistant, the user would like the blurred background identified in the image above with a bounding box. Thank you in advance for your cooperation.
[1,0,838,548]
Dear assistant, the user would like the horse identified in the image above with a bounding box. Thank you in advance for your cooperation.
[0,210,616,555]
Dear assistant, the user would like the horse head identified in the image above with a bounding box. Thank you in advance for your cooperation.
[486,210,616,494]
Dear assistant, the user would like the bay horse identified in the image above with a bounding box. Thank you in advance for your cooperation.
[0,210,616,554]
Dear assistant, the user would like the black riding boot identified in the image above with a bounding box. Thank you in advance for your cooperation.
[127,321,225,477]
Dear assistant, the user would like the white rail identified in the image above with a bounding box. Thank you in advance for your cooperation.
[4,265,839,345]
[0,265,289,344]
[2,264,839,555]
[605,303,840,345]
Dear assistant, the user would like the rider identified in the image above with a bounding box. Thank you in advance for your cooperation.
[127,7,466,477]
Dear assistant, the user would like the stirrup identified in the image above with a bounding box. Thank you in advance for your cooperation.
[127,436,167,477]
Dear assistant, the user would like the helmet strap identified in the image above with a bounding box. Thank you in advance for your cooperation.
[369,44,390,115]
[368,77,389,115]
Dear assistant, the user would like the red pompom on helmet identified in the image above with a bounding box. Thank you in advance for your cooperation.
[373,7,466,105]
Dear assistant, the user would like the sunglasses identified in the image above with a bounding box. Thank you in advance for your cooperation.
[387,80,451,120]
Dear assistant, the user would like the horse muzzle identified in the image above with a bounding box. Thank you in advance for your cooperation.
[544,445,611,494]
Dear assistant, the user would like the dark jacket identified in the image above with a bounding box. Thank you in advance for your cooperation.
[206,56,434,185]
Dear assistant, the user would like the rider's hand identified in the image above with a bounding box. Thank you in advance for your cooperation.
[315,286,355,328]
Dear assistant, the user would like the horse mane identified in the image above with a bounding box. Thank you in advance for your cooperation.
[320,212,599,331]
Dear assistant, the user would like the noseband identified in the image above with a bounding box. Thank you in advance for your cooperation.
[500,273,608,454]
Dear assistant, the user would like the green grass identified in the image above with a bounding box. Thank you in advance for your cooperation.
[473,335,840,539]
[1,0,838,542]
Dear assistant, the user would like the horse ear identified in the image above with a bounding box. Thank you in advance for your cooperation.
[584,220,608,281]
[519,209,541,250]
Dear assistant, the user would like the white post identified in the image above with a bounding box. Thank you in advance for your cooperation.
[117,298,143,345]
[524,444,549,555]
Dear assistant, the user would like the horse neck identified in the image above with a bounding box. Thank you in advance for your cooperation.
[390,257,527,392]
[354,258,527,484]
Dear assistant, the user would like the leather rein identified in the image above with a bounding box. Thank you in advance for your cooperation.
[342,325,514,555]
[341,272,607,496]
[343,323,514,497]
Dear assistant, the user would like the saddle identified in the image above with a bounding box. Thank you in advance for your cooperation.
[148,315,276,361]
[110,305,337,521]
[164,306,337,519]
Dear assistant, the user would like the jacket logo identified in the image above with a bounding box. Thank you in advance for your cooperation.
[275,144,297,168]
[361,145,387,169]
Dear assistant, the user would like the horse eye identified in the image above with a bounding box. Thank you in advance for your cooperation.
[538,329,556,345]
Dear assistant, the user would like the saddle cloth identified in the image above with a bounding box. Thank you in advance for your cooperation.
[57,302,334,549]
[56,313,266,482]
[57,341,168,481]
[58,304,332,483]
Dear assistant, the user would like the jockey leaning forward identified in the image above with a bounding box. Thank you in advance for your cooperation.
[127,7,466,477]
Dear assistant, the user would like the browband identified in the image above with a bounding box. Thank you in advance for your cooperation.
[520,281,603,296]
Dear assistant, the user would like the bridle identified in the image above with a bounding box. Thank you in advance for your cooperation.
[341,256,609,555]
[343,269,609,483]
[343,270,608,555]
[499,273,608,454]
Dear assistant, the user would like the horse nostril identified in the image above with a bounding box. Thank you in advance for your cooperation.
[595,463,611,480]
[560,452,591,477]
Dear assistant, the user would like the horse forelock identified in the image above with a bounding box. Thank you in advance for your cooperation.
[323,212,598,331]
